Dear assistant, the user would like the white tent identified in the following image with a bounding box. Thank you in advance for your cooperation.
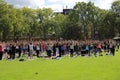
[113,37,120,40]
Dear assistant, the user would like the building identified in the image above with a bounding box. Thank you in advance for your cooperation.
[55,8,72,15]
[63,9,72,15]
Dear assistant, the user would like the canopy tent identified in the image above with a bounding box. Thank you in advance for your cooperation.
[113,37,120,40]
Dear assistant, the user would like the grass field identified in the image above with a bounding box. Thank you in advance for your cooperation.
[0,50,120,80]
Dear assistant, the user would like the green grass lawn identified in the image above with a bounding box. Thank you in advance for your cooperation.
[0,50,120,80]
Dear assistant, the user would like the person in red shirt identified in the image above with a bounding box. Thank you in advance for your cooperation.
[0,44,3,60]
[97,42,103,56]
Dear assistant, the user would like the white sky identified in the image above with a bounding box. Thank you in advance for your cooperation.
[5,0,115,12]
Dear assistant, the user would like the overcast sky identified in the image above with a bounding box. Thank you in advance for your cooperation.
[5,0,115,12]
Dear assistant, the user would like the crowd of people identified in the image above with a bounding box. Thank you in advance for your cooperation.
[0,39,119,60]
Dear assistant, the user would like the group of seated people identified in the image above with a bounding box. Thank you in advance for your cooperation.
[0,39,119,60]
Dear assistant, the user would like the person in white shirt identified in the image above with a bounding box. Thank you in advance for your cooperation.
[70,42,74,57]
[47,43,53,58]
[29,43,34,59]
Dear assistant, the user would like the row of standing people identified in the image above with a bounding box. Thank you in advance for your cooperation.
[0,40,119,60]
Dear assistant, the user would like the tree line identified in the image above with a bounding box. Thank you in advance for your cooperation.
[0,0,120,41]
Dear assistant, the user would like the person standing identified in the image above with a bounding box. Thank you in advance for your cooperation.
[11,44,16,59]
[36,44,40,58]
[109,42,115,56]
[58,42,62,57]
[18,44,22,58]
[53,43,56,56]
[93,43,97,57]
[29,43,34,59]
[47,42,53,58]
[97,42,102,56]
[15,44,19,57]
[70,42,74,57]
[61,44,65,56]
[74,42,79,56]
[9,44,12,59]
[81,43,86,56]
[56,42,59,57]
[116,41,119,51]
[85,43,90,56]
[0,44,3,60]
[112,44,115,56]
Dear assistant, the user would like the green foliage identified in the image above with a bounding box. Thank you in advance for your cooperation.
[0,0,120,40]
[0,1,15,40]
[68,1,100,39]
[36,8,54,39]
[62,22,82,39]
[51,14,67,38]
[111,0,120,34]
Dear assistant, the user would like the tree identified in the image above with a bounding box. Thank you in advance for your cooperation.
[21,7,37,40]
[51,14,67,38]
[97,10,115,39]
[36,8,54,40]
[68,1,100,40]
[8,8,25,40]
[62,22,82,40]
[0,0,119,40]
[0,0,14,41]
[111,0,120,36]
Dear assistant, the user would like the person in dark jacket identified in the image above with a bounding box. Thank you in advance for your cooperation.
[0,45,3,60]
[81,44,86,56]
[36,44,40,58]
[53,43,56,56]
[18,45,22,58]
[93,43,98,57]
[58,43,62,57]
[109,42,115,56]
[11,44,16,59]
[74,43,79,56]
